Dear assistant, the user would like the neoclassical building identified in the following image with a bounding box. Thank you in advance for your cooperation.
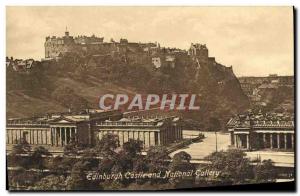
[94,116,182,150]
[6,109,182,152]
[227,112,294,151]
[6,110,122,152]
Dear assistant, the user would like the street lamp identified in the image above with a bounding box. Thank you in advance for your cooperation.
[215,131,218,152]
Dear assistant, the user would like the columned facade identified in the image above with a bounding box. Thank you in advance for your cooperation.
[6,127,51,145]
[95,117,183,150]
[6,111,181,153]
[227,112,294,151]
[233,131,294,150]
[50,126,77,147]
[96,129,163,150]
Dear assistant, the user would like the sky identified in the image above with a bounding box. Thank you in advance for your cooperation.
[6,6,294,76]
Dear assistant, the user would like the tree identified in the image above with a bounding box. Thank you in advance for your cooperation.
[206,149,253,184]
[9,167,41,190]
[113,139,144,178]
[208,117,221,132]
[253,159,276,183]
[30,175,67,190]
[96,134,119,157]
[10,138,32,169]
[169,151,195,188]
[96,134,120,176]
[146,146,170,172]
[123,139,143,158]
[49,156,74,174]
[63,139,85,156]
[31,146,51,171]
[11,138,31,155]
[66,160,91,190]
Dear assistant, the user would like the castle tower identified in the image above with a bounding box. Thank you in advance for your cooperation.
[65,26,69,37]
[189,43,209,62]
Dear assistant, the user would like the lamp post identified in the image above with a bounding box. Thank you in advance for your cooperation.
[215,131,218,152]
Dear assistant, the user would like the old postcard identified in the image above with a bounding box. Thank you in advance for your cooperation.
[6,6,295,191]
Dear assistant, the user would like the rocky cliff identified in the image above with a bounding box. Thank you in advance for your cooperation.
[7,43,249,130]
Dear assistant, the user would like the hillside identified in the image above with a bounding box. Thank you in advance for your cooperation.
[6,44,250,130]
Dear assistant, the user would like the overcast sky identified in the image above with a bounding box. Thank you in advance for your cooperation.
[6,6,294,76]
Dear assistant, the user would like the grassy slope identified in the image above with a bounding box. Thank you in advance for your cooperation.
[7,74,138,118]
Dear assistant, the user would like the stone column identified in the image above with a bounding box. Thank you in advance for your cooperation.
[74,127,77,142]
[129,131,133,140]
[246,134,249,149]
[236,134,240,148]
[270,133,273,149]
[284,133,287,149]
[262,133,266,148]
[291,134,294,149]
[150,132,155,146]
[39,130,42,144]
[142,132,146,149]
[277,133,280,149]
[8,131,11,144]
[144,131,149,148]
[64,127,67,145]
[123,131,128,143]
[158,131,161,145]
[70,127,73,142]
[50,128,53,146]
[56,127,59,146]
[28,130,31,144]
[60,127,63,146]
[6,131,8,144]
[98,130,102,141]
[19,129,22,141]
[44,130,47,144]
[134,131,139,140]
[35,129,38,144]
[53,128,56,146]
[234,134,237,148]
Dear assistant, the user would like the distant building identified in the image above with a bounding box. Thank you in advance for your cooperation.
[44,30,159,59]
[227,112,294,151]
[165,55,176,68]
[189,43,208,61]
[6,57,35,72]
[151,57,161,68]
[238,75,294,88]
[238,75,294,103]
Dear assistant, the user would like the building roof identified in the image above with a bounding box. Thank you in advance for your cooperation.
[258,83,278,89]
[227,112,294,129]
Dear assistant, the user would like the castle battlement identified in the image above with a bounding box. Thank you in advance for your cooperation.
[44,30,160,59]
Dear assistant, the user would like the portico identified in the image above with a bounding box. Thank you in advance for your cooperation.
[48,115,85,147]
[233,131,294,150]
[50,126,77,146]
[227,113,294,151]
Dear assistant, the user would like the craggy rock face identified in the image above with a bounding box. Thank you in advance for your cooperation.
[7,41,249,129]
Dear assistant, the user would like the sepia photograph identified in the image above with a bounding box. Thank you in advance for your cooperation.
[5,6,295,191]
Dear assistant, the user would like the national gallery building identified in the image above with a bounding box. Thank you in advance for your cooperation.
[227,112,294,151]
[6,109,182,152]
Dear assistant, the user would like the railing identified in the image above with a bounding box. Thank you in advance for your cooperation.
[96,121,159,127]
[7,122,49,126]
